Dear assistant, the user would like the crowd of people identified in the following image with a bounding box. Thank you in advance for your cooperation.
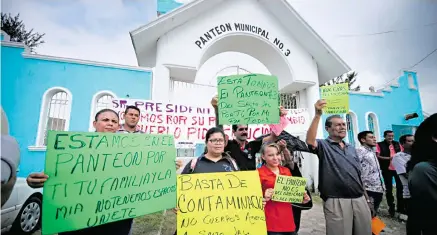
[19,95,437,235]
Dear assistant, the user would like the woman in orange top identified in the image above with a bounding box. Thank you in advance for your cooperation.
[258,143,310,235]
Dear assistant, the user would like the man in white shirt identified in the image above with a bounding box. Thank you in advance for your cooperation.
[356,131,385,215]
[392,134,414,220]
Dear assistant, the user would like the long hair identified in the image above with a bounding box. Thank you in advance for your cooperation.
[406,113,437,172]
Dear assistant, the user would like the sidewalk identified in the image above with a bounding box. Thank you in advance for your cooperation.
[299,202,407,235]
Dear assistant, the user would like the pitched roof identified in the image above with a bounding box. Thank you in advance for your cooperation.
[130,0,351,83]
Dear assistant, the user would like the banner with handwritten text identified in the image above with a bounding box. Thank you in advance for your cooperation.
[272,175,307,203]
[112,99,310,143]
[320,83,350,114]
[41,131,177,235]
[177,171,267,235]
[217,74,279,125]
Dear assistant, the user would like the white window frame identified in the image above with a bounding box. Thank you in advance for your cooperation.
[365,112,381,141]
[88,90,117,131]
[344,110,359,146]
[29,87,73,151]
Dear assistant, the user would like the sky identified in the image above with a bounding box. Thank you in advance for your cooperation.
[2,0,436,113]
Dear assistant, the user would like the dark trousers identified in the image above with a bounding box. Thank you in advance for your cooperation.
[366,191,384,214]
[382,170,404,213]
[292,206,302,232]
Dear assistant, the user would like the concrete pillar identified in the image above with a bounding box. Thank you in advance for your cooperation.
[152,64,170,102]
[304,83,324,192]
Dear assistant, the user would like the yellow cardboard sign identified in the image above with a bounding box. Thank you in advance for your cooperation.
[320,83,349,114]
[272,175,307,203]
[177,171,267,235]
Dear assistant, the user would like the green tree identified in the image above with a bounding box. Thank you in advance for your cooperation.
[1,13,45,52]
[320,71,361,91]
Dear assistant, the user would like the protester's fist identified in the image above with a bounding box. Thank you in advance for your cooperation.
[264,188,274,201]
[211,95,218,108]
[279,106,287,117]
[175,159,183,170]
[303,192,311,204]
[278,139,287,151]
[314,99,327,115]
[26,172,48,188]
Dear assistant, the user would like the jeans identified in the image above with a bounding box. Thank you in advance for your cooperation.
[382,170,404,213]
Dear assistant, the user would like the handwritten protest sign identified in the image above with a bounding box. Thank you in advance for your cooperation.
[41,131,177,235]
[217,74,279,125]
[177,171,267,235]
[272,175,307,203]
[112,99,310,142]
[320,83,349,114]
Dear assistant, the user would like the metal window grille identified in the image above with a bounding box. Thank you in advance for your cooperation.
[279,93,298,109]
[368,115,375,132]
[176,148,195,158]
[43,91,69,145]
[346,114,355,146]
[96,94,114,114]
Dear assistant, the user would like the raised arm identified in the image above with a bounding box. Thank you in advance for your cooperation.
[306,99,326,148]
[211,95,223,129]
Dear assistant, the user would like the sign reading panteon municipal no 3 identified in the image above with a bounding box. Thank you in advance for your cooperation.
[194,23,291,57]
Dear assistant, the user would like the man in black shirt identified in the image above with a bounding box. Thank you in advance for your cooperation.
[210,96,284,171]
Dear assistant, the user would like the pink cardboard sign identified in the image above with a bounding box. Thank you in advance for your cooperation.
[268,115,289,136]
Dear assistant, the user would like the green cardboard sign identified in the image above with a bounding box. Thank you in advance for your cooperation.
[217,74,279,125]
[272,175,307,203]
[42,131,177,235]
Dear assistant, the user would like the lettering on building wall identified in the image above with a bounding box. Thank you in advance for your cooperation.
[194,23,291,57]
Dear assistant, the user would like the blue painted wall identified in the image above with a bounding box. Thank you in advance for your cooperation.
[157,0,183,15]
[322,71,424,143]
[1,43,152,177]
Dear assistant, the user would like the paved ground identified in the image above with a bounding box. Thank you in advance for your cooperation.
[28,195,407,235]
[298,201,406,235]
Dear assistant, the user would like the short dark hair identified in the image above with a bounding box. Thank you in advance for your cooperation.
[95,109,119,121]
[399,134,414,145]
[358,131,373,144]
[383,130,393,137]
[125,105,140,114]
[325,115,342,128]
[232,124,248,132]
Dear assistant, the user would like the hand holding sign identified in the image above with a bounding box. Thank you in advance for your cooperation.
[314,99,327,116]
[264,188,274,201]
[211,95,218,108]
[303,192,311,204]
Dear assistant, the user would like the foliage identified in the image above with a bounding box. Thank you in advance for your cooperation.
[1,13,45,52]
[320,71,361,91]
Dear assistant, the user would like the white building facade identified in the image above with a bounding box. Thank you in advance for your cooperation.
[130,0,352,190]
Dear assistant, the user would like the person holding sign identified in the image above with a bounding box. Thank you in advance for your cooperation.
[27,109,182,235]
[211,95,287,171]
[173,127,241,235]
[306,99,372,235]
[258,143,310,235]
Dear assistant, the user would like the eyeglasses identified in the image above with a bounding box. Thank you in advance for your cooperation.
[209,139,225,144]
[238,128,248,131]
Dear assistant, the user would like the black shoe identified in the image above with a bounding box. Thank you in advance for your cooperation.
[389,208,395,217]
